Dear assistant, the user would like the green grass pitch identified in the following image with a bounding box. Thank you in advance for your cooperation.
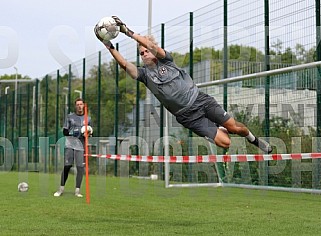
[1,171,321,235]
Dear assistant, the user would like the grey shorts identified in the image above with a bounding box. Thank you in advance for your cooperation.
[64,148,84,167]
[175,92,231,140]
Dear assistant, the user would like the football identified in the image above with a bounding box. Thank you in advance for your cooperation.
[81,125,93,135]
[18,182,29,192]
[95,16,120,41]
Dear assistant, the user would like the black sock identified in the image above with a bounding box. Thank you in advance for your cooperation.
[61,165,72,186]
[249,137,258,145]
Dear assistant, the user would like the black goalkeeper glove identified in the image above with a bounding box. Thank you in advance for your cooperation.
[112,16,134,38]
[94,24,115,49]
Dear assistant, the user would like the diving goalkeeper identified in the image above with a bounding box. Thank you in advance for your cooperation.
[94,16,272,154]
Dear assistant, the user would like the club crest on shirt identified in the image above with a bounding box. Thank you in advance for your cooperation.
[158,66,168,76]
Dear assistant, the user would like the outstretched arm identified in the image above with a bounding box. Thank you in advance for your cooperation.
[106,44,139,79]
[112,16,166,59]
[94,24,138,79]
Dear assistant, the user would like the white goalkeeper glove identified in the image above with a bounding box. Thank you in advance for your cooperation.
[81,125,93,136]
[112,16,134,38]
[94,24,115,49]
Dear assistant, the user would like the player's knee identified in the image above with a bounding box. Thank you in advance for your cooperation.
[76,166,84,173]
[214,135,231,149]
[218,139,231,149]
[64,165,72,171]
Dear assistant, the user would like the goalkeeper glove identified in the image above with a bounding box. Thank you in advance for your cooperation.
[69,128,80,137]
[94,24,115,49]
[81,125,93,136]
[112,16,134,38]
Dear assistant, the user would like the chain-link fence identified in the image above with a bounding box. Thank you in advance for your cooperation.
[0,0,320,176]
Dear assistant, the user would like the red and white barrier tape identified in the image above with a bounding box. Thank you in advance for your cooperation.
[88,153,321,163]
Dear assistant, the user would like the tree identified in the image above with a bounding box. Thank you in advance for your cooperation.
[295,43,307,63]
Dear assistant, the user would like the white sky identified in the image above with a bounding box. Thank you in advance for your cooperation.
[0,0,214,78]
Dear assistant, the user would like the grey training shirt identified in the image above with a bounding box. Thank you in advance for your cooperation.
[136,50,199,116]
[63,112,92,150]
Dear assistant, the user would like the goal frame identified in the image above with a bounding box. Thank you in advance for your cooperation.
[163,61,321,193]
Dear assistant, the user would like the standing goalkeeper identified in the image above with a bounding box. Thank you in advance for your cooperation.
[94,16,272,154]
[54,98,93,198]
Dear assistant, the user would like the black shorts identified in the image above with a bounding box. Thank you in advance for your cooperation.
[175,92,231,140]
[64,148,84,167]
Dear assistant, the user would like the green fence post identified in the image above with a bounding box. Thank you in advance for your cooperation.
[188,11,194,146]
[264,0,270,139]
[188,12,194,183]
[26,84,30,140]
[82,58,86,101]
[160,23,165,179]
[56,70,60,142]
[135,46,140,173]
[98,51,101,137]
[316,0,321,142]
[44,75,49,137]
[314,0,321,188]
[24,85,29,167]
[0,88,2,137]
[11,91,14,145]
[114,43,119,177]
[68,64,72,114]
[223,0,228,111]
[5,92,8,139]
[35,79,39,168]
[18,83,22,138]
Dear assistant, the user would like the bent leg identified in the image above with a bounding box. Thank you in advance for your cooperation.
[214,127,231,149]
[222,117,272,153]
[221,117,250,137]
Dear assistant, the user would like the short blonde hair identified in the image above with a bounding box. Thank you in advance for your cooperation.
[138,35,158,49]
